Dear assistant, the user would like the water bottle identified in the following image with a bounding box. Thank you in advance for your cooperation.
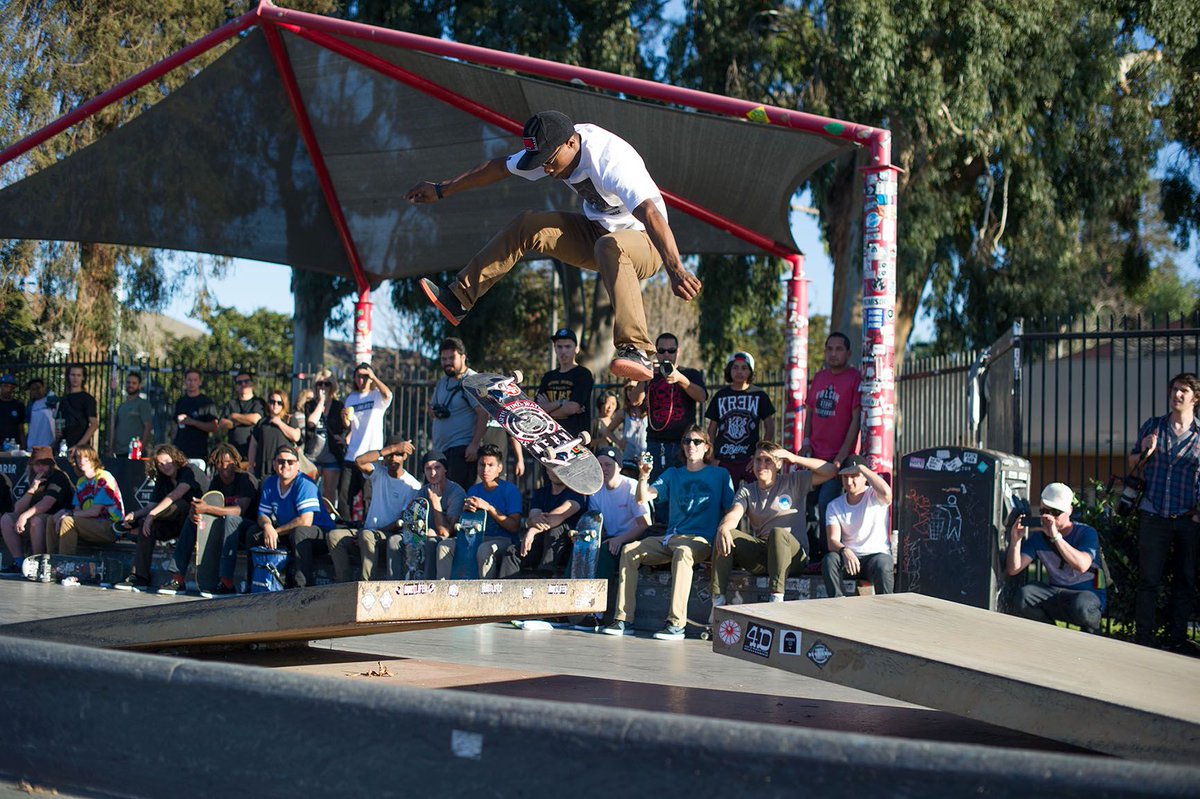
[58,440,68,458]
[129,436,141,460]
[2,438,13,453]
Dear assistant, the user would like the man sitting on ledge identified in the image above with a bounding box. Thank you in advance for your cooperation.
[822,455,894,597]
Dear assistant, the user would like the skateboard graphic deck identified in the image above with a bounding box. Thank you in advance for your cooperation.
[21,553,119,585]
[399,496,431,580]
[569,511,603,580]
[462,372,603,495]
[193,490,226,593]
[451,509,486,579]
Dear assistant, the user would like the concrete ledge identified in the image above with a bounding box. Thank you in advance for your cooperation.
[2,636,1198,798]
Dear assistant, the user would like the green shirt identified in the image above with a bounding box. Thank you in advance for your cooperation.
[113,395,153,455]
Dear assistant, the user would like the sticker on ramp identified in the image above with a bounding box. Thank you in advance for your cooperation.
[716,618,742,646]
[778,629,803,655]
[807,640,834,668]
[742,623,775,658]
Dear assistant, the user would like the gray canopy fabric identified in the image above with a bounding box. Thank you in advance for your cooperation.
[0,26,856,283]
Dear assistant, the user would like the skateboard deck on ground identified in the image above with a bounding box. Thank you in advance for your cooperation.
[194,490,226,593]
[451,509,486,579]
[463,372,603,495]
[21,552,122,585]
[569,511,603,580]
[399,496,431,580]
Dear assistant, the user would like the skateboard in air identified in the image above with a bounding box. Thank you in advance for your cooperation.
[462,371,603,495]
[399,496,431,580]
[450,508,487,579]
[193,490,226,594]
[568,511,603,579]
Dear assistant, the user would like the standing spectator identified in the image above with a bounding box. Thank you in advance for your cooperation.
[0,374,24,449]
[327,436,420,582]
[430,337,483,490]
[633,332,707,482]
[173,369,219,471]
[606,381,647,472]
[114,444,202,590]
[110,372,153,458]
[0,446,73,570]
[604,426,733,640]
[160,444,258,595]
[246,390,303,481]
[57,363,98,455]
[255,444,336,589]
[301,370,348,508]
[497,469,584,579]
[591,392,619,451]
[218,371,265,460]
[1129,372,1200,653]
[822,456,895,598]
[435,444,522,579]
[706,351,776,487]
[712,442,835,606]
[49,446,124,554]
[340,363,393,519]
[536,328,594,440]
[0,473,12,518]
[802,332,862,558]
[25,378,56,450]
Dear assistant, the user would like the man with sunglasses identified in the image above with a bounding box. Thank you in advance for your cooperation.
[407,110,702,382]
[256,444,335,589]
[218,371,265,460]
[1004,483,1105,634]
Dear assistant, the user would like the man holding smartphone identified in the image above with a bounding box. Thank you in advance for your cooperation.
[1004,483,1105,633]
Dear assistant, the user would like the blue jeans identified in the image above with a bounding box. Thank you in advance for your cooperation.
[174,515,256,582]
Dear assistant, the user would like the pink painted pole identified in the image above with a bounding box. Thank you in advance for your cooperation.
[0,11,259,170]
[860,155,901,479]
[259,2,887,159]
[783,255,808,452]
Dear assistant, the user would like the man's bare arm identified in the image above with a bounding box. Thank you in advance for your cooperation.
[406,157,511,204]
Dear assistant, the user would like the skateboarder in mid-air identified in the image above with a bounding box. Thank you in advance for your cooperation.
[405,110,702,382]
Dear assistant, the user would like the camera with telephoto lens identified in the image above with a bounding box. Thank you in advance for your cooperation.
[431,404,451,419]
[1115,474,1144,517]
[658,361,674,377]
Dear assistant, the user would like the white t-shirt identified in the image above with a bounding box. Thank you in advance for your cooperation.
[507,123,666,232]
[344,388,391,460]
[826,485,890,556]
[364,466,421,531]
[27,395,56,449]
[586,475,651,539]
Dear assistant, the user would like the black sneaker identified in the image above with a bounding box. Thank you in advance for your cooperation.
[610,346,654,381]
[0,562,22,575]
[420,278,467,326]
[113,573,151,591]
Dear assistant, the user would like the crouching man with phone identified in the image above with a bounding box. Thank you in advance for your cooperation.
[1004,483,1106,633]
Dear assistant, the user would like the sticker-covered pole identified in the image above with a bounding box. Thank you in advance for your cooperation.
[783,255,808,452]
[860,138,900,479]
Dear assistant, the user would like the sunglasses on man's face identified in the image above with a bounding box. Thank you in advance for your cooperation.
[682,438,707,446]
[657,347,678,354]
[276,458,298,467]
[1040,506,1064,517]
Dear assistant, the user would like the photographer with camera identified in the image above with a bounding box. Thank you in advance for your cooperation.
[429,337,485,491]
[1128,372,1200,653]
[1004,483,1105,634]
[628,332,706,493]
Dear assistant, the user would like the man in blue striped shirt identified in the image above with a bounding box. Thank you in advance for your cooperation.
[257,445,335,589]
[1129,372,1200,652]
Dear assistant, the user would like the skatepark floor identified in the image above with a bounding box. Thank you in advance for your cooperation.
[0,578,1089,753]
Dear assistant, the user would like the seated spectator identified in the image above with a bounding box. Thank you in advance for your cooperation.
[327,436,420,582]
[435,443,522,579]
[822,456,894,597]
[301,370,348,507]
[0,446,73,571]
[49,446,124,555]
[497,469,584,579]
[706,352,775,488]
[1004,483,1105,633]
[387,449,466,579]
[0,472,12,517]
[605,381,647,475]
[591,392,619,451]
[253,444,336,588]
[603,426,734,640]
[246,390,303,480]
[115,445,202,590]
[159,444,258,595]
[713,442,836,606]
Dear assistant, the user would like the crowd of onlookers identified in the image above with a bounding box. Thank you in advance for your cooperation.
[0,344,1196,650]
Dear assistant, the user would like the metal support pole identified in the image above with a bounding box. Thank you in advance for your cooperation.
[783,255,808,452]
[860,159,901,478]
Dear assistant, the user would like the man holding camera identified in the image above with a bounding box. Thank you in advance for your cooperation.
[1004,483,1105,634]
[629,332,706,484]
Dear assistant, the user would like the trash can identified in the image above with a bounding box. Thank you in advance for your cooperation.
[896,447,1030,610]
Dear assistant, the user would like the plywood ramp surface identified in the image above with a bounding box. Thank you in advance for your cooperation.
[0,579,605,651]
[712,593,1200,763]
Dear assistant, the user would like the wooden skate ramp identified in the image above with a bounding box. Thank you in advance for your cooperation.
[0,579,605,651]
[711,593,1200,763]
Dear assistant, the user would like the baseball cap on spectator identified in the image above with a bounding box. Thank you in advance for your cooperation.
[595,445,620,461]
[727,351,755,371]
[551,328,578,344]
[422,449,449,467]
[838,455,869,475]
[274,445,299,460]
[0,374,15,385]
[516,111,575,170]
[30,446,55,464]
[439,337,466,354]
[1040,483,1075,513]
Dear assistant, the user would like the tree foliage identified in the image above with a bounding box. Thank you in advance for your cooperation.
[164,305,294,375]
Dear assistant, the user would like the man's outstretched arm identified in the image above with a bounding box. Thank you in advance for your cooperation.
[632,200,701,301]
[406,157,511,204]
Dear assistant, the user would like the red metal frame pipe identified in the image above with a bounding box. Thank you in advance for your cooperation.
[0,10,259,170]
[261,23,370,298]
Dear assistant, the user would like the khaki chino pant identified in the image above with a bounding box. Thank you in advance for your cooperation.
[614,534,711,628]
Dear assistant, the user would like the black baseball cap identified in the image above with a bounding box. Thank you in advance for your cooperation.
[595,445,620,461]
[422,449,449,467]
[550,327,578,344]
[517,111,575,170]
[839,455,869,475]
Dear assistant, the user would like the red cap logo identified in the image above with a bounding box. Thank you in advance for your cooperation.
[522,136,539,152]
